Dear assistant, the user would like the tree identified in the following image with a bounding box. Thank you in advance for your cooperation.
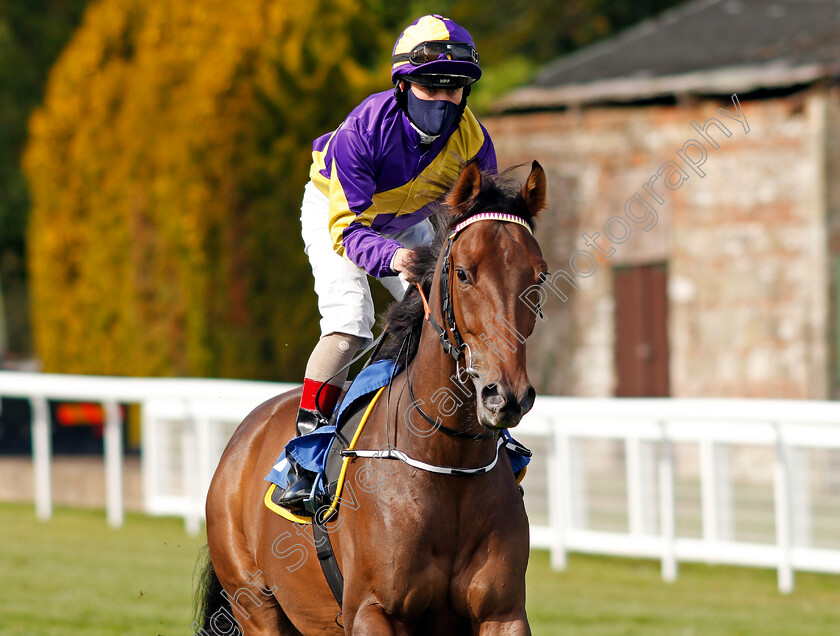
[24,0,388,379]
[0,0,88,357]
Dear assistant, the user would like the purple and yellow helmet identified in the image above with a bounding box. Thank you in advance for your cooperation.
[391,15,481,88]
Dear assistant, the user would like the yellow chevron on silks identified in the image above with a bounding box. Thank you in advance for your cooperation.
[309,108,487,261]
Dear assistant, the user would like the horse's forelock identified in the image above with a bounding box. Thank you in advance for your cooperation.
[448,169,536,232]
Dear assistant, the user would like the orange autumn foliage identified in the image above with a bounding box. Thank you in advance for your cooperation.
[24,0,388,379]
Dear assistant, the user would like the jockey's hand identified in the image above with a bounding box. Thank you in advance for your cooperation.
[392,248,415,275]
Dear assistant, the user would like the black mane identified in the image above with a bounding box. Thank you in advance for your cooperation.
[372,167,536,364]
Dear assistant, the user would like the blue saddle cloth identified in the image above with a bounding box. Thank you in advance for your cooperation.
[265,359,530,491]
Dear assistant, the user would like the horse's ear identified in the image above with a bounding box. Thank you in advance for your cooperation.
[521,161,547,217]
[446,160,482,213]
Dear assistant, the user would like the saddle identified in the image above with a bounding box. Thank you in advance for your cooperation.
[264,359,396,525]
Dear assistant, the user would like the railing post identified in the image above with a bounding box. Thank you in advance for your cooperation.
[104,400,124,528]
[790,447,811,548]
[182,408,201,536]
[659,422,677,582]
[548,421,569,570]
[626,436,643,536]
[774,424,794,593]
[699,438,716,553]
[31,396,52,521]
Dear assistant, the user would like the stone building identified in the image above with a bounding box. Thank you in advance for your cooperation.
[483,0,840,400]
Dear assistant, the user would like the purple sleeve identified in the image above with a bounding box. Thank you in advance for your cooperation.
[342,226,403,278]
[327,120,402,277]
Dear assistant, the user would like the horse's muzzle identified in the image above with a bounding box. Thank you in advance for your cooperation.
[479,383,536,428]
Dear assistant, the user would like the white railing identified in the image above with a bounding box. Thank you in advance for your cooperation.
[517,397,840,593]
[1,371,839,592]
[0,371,293,532]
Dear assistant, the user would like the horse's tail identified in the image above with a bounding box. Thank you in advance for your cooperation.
[194,546,239,635]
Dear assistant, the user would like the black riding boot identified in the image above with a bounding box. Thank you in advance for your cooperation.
[276,408,324,510]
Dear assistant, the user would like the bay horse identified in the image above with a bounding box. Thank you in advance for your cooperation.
[197,160,548,635]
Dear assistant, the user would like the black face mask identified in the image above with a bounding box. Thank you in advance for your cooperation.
[405,89,461,137]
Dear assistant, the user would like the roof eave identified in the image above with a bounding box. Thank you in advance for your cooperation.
[494,61,839,113]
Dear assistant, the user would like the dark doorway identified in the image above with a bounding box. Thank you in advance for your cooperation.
[613,264,670,397]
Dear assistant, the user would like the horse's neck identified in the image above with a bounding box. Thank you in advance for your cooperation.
[393,323,498,467]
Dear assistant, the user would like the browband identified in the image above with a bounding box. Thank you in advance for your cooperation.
[449,212,533,239]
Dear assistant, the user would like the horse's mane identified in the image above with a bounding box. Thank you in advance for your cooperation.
[372,167,537,364]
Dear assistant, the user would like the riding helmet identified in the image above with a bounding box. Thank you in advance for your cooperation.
[391,15,481,88]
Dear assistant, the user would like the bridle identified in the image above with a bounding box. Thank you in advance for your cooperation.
[417,212,535,378]
[316,212,539,427]
[408,212,535,441]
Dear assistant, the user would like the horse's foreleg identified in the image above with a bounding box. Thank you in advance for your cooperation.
[207,515,301,635]
[347,602,409,636]
[476,613,531,636]
[210,557,300,635]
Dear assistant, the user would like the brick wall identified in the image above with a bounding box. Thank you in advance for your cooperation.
[826,86,840,398]
[484,88,832,398]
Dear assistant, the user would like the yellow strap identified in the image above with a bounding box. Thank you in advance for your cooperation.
[264,484,312,524]
[318,386,386,522]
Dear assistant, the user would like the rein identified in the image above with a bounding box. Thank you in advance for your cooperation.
[405,365,494,440]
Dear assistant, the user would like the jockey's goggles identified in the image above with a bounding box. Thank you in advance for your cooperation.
[392,41,479,67]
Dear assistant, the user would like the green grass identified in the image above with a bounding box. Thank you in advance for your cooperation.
[526,551,840,635]
[0,503,205,636]
[1,503,839,635]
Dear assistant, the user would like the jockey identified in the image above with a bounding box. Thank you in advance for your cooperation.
[278,15,497,510]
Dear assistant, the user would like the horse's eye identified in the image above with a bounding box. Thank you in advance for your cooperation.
[455,268,470,285]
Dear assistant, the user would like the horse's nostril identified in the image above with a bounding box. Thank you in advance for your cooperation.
[519,385,536,415]
[481,384,506,413]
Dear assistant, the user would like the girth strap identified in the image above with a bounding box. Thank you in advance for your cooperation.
[313,520,343,608]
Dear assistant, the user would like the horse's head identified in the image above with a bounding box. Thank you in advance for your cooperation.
[440,160,548,429]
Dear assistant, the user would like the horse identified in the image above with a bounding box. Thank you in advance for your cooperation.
[196,159,548,635]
